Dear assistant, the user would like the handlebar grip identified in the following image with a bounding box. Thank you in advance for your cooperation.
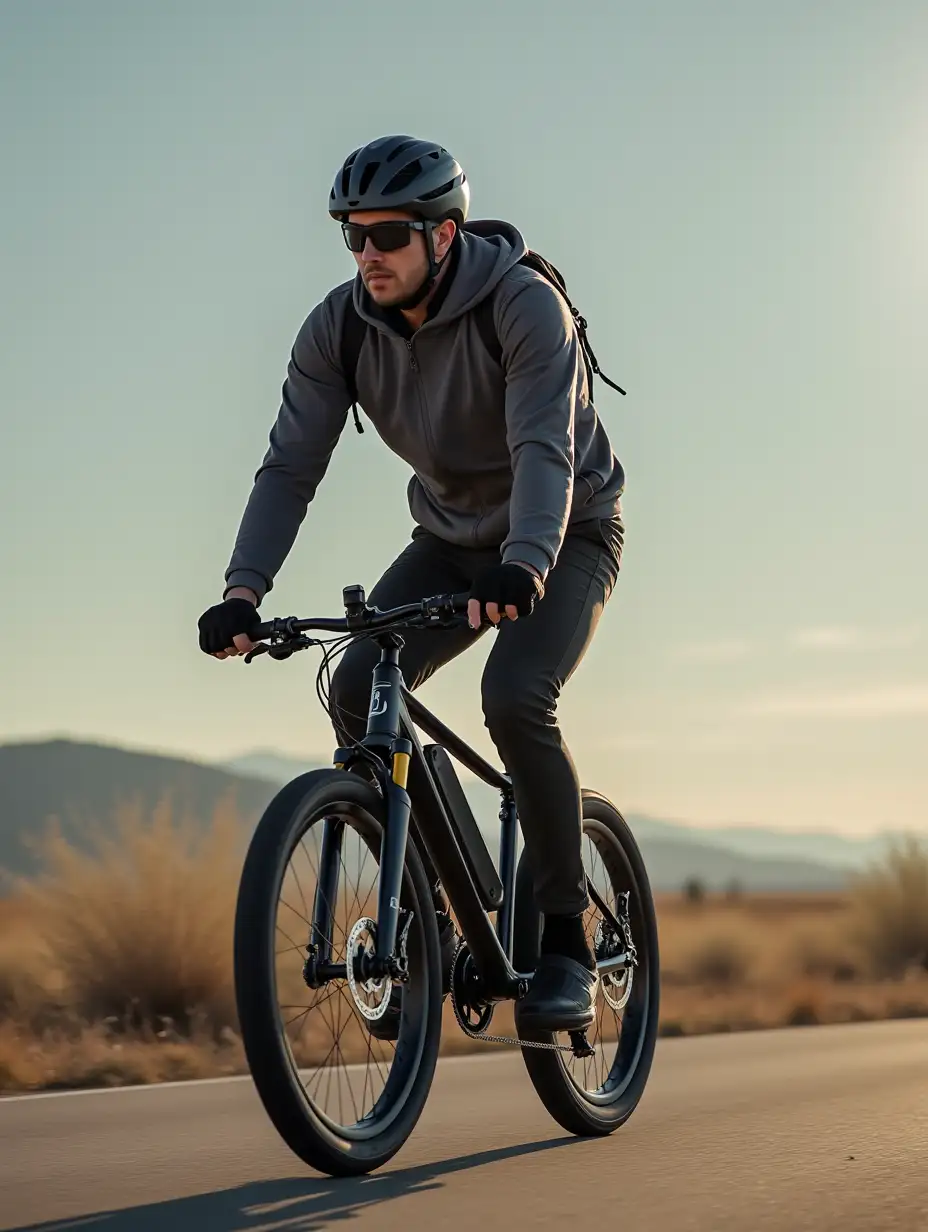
[253,621,275,641]
[449,591,472,613]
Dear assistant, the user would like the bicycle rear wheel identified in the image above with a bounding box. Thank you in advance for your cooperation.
[233,769,442,1176]
[512,790,660,1136]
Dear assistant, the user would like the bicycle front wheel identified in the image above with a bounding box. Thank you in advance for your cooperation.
[233,769,443,1176]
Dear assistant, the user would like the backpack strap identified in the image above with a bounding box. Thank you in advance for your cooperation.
[472,255,626,399]
[472,293,502,367]
[339,300,368,434]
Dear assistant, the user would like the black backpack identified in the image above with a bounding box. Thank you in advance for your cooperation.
[340,249,625,434]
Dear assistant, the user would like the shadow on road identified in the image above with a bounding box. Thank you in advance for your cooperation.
[11,1135,582,1231]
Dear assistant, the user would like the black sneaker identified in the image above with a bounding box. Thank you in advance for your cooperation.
[367,910,459,1042]
[514,954,600,1033]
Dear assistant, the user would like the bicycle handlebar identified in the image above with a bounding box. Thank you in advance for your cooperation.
[250,589,473,648]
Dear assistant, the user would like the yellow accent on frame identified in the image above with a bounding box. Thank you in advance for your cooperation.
[392,751,411,788]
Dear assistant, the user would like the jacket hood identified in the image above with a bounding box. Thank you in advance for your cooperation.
[352,219,527,331]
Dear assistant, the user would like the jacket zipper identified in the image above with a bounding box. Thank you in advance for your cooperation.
[405,337,437,458]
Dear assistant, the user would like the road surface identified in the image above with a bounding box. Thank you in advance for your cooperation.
[1,1020,927,1231]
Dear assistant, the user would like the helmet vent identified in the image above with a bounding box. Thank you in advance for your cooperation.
[384,160,422,196]
[358,161,380,195]
[340,150,359,198]
[386,139,418,162]
[420,176,458,202]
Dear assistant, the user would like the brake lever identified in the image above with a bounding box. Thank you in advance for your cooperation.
[244,634,317,664]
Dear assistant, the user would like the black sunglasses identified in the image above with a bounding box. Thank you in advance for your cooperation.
[341,220,428,253]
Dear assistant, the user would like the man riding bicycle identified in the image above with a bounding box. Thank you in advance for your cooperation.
[198,134,626,1033]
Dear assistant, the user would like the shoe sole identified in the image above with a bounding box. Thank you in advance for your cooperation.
[515,1006,596,1033]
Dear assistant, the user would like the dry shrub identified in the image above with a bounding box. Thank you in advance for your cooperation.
[0,1019,244,1092]
[849,835,928,977]
[12,796,246,1034]
[681,876,707,905]
[679,927,756,987]
[0,926,63,1031]
[782,978,826,1027]
[788,923,859,983]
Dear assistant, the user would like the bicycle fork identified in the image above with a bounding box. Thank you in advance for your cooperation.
[310,633,414,982]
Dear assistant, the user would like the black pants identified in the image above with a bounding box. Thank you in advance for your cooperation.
[329,519,623,915]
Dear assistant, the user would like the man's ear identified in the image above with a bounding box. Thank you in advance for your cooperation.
[435,218,457,260]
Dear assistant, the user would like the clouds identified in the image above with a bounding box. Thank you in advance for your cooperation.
[660,624,928,734]
[790,625,921,652]
[673,638,755,663]
[741,684,928,720]
[676,624,921,663]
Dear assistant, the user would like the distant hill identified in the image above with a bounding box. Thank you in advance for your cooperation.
[0,738,849,892]
[222,751,883,872]
[223,749,327,782]
[0,738,281,877]
[622,814,895,871]
[221,750,850,893]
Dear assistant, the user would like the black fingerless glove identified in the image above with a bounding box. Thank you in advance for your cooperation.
[470,563,543,619]
[197,597,261,654]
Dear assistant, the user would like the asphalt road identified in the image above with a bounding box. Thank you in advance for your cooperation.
[1,1020,927,1232]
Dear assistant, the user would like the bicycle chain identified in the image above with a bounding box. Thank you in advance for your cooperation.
[449,942,574,1053]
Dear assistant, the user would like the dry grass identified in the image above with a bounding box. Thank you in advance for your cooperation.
[10,798,244,1034]
[1,805,926,1092]
[654,836,928,1036]
[847,835,928,976]
[0,1020,244,1091]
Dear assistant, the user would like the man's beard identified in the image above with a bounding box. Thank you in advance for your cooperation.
[364,267,426,308]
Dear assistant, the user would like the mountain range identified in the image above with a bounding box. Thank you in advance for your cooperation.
[221,750,894,872]
[0,737,895,893]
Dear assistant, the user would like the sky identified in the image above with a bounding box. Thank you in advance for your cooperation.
[1,0,926,837]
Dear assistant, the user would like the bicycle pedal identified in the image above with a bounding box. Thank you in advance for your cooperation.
[568,1029,596,1059]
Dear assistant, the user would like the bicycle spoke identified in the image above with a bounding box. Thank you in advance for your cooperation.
[275,922,307,956]
[290,842,313,919]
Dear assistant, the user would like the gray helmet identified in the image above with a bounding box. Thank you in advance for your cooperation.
[329,135,470,225]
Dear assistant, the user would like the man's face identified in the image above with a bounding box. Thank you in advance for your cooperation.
[346,210,455,307]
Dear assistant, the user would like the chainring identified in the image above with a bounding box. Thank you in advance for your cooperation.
[450,943,494,1037]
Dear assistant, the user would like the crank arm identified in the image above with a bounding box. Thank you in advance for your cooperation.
[596,951,631,978]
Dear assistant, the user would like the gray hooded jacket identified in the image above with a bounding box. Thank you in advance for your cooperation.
[224,220,625,603]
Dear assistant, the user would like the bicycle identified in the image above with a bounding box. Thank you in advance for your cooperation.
[232,584,660,1177]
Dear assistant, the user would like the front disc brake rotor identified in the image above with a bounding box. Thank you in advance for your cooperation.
[345,917,393,1020]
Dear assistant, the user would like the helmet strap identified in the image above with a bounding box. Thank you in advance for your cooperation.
[391,221,448,311]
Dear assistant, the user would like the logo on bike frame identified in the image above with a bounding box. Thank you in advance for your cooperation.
[369,683,392,718]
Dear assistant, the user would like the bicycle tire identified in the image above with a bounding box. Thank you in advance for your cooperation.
[233,768,443,1176]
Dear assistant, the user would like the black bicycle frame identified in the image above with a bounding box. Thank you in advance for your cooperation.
[312,629,631,1001]
[307,630,517,999]
[398,688,522,1001]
